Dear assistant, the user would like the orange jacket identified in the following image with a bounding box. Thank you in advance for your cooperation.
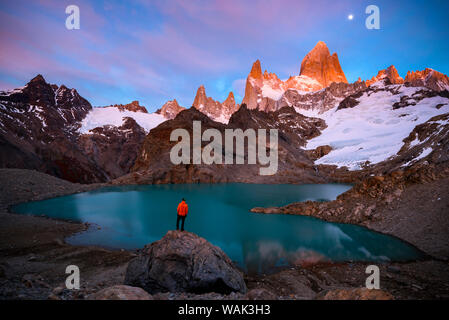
[177,201,188,216]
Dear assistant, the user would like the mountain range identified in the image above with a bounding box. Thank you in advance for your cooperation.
[0,41,448,184]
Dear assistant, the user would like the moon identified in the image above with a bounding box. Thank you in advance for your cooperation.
[348,14,354,20]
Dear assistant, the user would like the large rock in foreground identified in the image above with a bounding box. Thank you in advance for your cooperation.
[124,231,247,294]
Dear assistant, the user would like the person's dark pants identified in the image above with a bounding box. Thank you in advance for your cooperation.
[176,215,186,231]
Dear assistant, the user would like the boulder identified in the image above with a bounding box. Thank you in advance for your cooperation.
[125,231,247,294]
[89,285,153,300]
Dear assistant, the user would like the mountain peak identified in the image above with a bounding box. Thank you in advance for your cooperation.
[404,68,449,91]
[315,40,329,49]
[29,74,46,84]
[225,91,235,101]
[158,99,185,119]
[366,65,404,86]
[105,101,148,113]
[223,91,236,106]
[193,85,207,106]
[249,59,263,80]
[300,42,347,87]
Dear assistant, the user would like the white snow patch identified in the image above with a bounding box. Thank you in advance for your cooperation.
[0,86,26,96]
[305,86,449,170]
[401,147,434,167]
[79,107,166,134]
[261,84,284,101]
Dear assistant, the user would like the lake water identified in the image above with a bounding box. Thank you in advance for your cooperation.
[12,183,424,273]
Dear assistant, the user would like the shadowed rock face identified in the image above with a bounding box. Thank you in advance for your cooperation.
[77,117,146,179]
[124,230,247,294]
[119,105,326,185]
[279,81,366,114]
[0,75,108,183]
[0,75,148,183]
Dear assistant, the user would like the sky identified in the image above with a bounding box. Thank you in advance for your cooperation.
[1,0,448,112]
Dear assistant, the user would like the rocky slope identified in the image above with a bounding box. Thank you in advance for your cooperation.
[0,75,161,183]
[251,161,449,259]
[0,168,448,300]
[277,81,366,114]
[2,44,449,186]
[78,117,147,179]
[0,75,108,183]
[305,78,449,171]
[114,105,326,185]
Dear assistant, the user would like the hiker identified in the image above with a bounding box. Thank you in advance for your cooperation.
[176,198,188,231]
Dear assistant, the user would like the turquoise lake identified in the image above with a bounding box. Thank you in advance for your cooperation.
[12,183,424,273]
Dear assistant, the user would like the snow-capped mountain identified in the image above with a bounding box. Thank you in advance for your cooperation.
[305,80,449,170]
[404,68,449,92]
[79,105,166,134]
[1,40,448,184]
[0,75,157,183]
[241,41,348,112]
[277,81,366,114]
[123,105,327,185]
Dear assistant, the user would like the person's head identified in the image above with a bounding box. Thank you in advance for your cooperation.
[182,198,185,202]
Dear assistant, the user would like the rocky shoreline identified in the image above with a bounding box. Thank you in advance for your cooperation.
[0,168,448,300]
[251,162,449,259]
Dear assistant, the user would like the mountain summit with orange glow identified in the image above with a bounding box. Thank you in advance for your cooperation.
[299,41,348,87]
[241,41,347,111]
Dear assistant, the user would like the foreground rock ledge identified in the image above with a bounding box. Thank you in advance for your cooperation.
[125,230,247,294]
[89,285,153,300]
[317,288,394,300]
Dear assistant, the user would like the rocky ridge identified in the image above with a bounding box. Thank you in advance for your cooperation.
[102,100,148,113]
[115,105,326,185]
[125,231,247,294]
[192,85,238,123]
[156,99,185,120]
[242,41,349,112]
[0,75,150,183]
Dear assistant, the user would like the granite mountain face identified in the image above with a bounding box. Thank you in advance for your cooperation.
[1,41,448,184]
[0,75,149,182]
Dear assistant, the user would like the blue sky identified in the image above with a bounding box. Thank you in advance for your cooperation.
[1,0,448,112]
